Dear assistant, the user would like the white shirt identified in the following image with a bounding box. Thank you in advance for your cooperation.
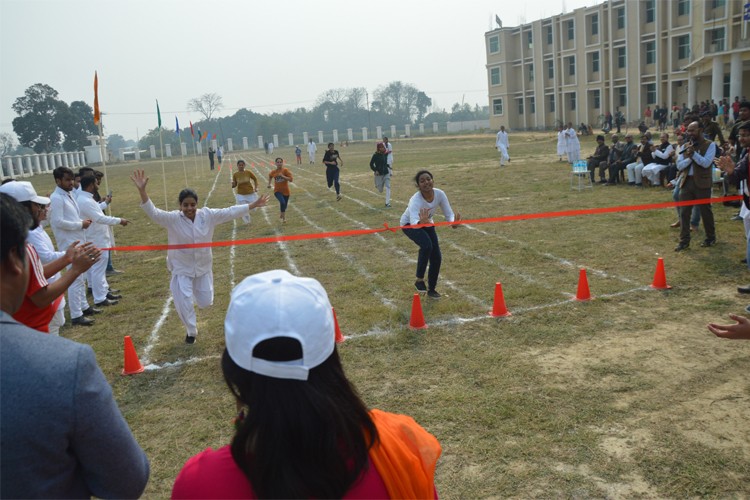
[495,131,509,149]
[307,141,317,153]
[652,143,674,162]
[140,199,249,278]
[27,226,65,284]
[49,186,85,247]
[400,188,455,226]
[384,142,393,166]
[77,191,121,248]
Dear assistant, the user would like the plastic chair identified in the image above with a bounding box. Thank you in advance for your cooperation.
[570,160,593,191]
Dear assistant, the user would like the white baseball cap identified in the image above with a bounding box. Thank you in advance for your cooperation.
[225,269,335,381]
[0,181,50,205]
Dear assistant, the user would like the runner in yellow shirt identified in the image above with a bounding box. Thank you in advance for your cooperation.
[231,160,259,224]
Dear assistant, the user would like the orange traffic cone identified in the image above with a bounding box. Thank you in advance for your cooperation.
[332,307,345,343]
[409,293,428,329]
[121,335,145,376]
[488,282,512,317]
[650,257,672,289]
[575,268,592,301]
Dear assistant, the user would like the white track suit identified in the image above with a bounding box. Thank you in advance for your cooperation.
[140,199,251,338]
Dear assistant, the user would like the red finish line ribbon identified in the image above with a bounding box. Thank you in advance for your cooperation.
[103,195,742,252]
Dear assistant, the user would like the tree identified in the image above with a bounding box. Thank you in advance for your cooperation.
[0,133,15,156]
[415,92,432,122]
[374,81,428,124]
[12,83,67,153]
[59,101,97,151]
[187,93,223,121]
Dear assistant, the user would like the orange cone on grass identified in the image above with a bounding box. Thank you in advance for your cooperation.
[650,257,672,289]
[332,307,345,343]
[575,268,592,301]
[409,293,428,329]
[121,335,145,375]
[488,282,512,317]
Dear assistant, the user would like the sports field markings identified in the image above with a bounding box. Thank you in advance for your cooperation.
[299,162,636,285]
[247,156,300,275]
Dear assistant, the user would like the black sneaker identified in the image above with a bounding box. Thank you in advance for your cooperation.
[427,290,441,299]
[185,335,196,344]
[81,306,102,316]
[674,242,689,252]
[71,316,95,326]
[700,238,717,248]
[95,299,118,307]
[414,280,427,292]
[106,292,122,300]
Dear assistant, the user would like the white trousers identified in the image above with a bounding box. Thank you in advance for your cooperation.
[626,161,644,184]
[87,250,110,303]
[642,163,666,186]
[67,271,89,319]
[374,174,391,204]
[48,297,66,335]
[308,151,315,163]
[497,145,509,165]
[235,193,258,224]
[170,272,214,337]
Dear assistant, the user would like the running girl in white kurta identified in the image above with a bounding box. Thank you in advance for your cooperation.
[130,169,268,344]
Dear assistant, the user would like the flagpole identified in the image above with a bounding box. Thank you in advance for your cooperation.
[176,118,188,187]
[158,128,168,209]
[192,137,199,179]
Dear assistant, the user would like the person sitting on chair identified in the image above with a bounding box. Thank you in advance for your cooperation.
[587,135,610,183]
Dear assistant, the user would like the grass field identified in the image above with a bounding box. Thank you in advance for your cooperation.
[26,132,750,497]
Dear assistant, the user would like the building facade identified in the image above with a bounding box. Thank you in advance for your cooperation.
[485,0,750,131]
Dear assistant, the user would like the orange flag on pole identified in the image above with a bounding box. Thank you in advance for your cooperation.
[93,71,100,125]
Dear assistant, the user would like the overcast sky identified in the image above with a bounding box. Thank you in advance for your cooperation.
[1,0,598,142]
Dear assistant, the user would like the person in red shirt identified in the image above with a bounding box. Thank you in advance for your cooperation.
[172,270,441,499]
[0,181,99,332]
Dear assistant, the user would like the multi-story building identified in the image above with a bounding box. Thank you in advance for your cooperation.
[485,0,750,130]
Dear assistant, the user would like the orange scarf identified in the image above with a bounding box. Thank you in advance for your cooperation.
[367,409,442,499]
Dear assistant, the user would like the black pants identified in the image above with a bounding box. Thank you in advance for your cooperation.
[679,177,715,244]
[403,225,441,291]
[326,166,340,195]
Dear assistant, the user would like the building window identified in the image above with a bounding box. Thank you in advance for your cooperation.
[568,56,576,76]
[493,98,504,115]
[567,20,575,40]
[529,64,534,82]
[617,7,625,29]
[489,36,500,53]
[549,94,556,112]
[709,28,725,52]
[712,0,726,7]
[527,31,533,48]
[677,0,690,16]
[530,96,536,113]
[591,14,599,35]
[548,60,554,79]
[570,92,577,110]
[592,51,600,73]
[547,26,553,44]
[618,87,627,107]
[646,83,656,104]
[593,89,600,109]
[617,47,626,68]
[490,67,501,86]
[645,0,655,23]
[518,99,524,114]
[645,41,656,64]
[678,35,690,59]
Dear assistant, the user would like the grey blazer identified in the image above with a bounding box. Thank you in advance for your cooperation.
[0,313,149,498]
